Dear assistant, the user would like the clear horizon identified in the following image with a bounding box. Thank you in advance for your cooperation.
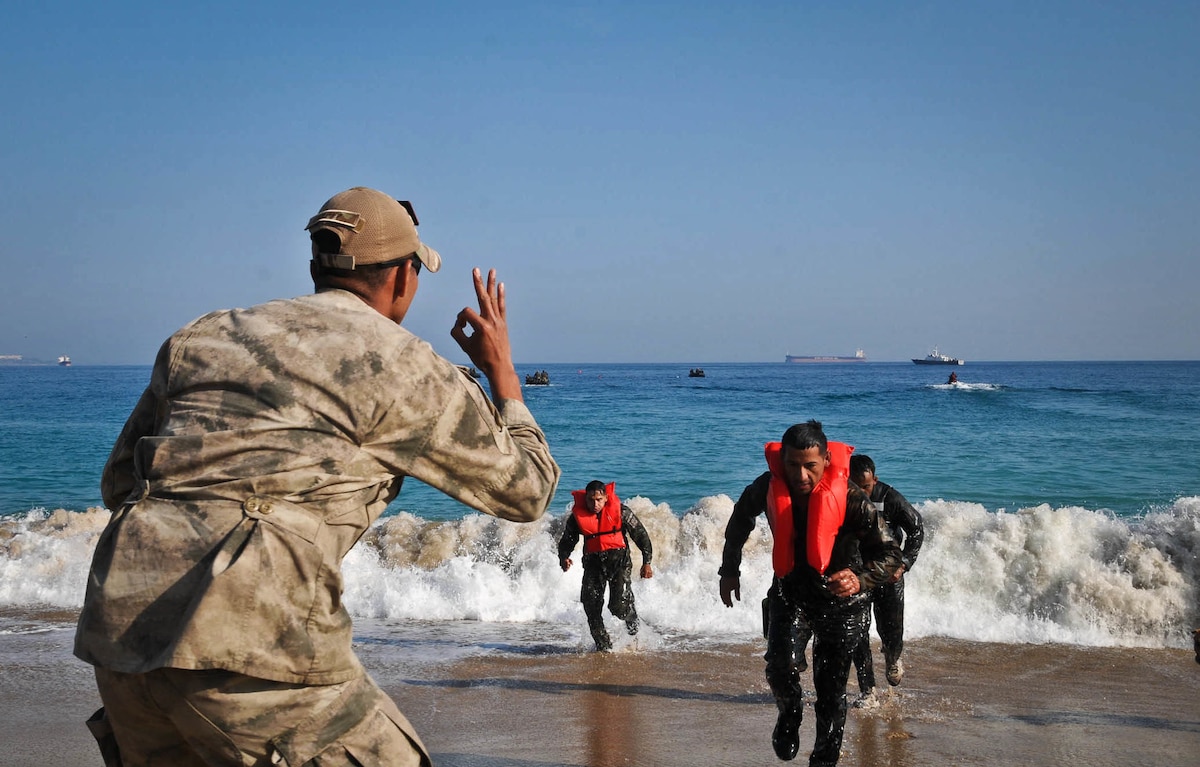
[3,2,1198,365]
[6,358,1199,367]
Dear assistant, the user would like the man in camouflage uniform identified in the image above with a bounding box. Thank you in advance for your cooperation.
[74,187,561,766]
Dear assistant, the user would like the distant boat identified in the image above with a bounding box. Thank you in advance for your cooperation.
[785,349,866,364]
[57,355,71,367]
[688,368,706,378]
[913,347,964,365]
[525,370,550,386]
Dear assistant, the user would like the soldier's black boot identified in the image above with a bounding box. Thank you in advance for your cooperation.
[772,702,803,761]
[588,618,612,652]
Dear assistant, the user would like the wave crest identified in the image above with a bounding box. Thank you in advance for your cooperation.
[3,497,1196,649]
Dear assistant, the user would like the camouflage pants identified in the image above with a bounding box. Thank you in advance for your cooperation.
[89,666,429,766]
[580,549,637,650]
[764,583,870,766]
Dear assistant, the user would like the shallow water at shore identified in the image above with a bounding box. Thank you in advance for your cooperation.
[5,616,1198,767]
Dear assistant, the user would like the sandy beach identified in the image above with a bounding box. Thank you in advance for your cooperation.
[3,617,1197,767]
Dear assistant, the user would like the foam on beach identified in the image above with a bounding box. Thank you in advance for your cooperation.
[2,496,1198,649]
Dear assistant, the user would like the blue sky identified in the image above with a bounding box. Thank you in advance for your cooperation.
[3,2,1197,364]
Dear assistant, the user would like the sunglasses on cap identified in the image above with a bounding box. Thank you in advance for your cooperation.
[373,252,422,274]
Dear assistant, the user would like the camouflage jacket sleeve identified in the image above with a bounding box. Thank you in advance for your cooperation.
[364,333,560,522]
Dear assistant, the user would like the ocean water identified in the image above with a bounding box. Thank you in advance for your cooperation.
[2,361,1198,653]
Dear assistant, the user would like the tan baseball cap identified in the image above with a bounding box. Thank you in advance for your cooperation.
[305,187,442,273]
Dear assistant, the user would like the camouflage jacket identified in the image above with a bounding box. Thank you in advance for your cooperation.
[74,289,560,684]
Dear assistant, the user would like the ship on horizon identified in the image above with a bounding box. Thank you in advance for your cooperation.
[57,355,71,367]
[785,349,866,363]
[912,346,964,365]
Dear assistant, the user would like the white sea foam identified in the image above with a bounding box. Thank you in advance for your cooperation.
[2,496,1197,650]
[929,381,1003,391]
[0,507,107,608]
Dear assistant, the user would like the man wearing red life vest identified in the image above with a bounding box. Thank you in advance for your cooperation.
[719,420,902,766]
[558,480,654,651]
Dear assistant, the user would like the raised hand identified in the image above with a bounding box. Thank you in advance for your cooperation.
[451,268,522,402]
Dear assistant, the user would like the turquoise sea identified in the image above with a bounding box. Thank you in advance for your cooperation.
[2,360,1198,651]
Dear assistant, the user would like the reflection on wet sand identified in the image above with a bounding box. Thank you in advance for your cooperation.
[3,629,1198,767]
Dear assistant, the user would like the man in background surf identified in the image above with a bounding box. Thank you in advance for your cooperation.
[794,453,925,705]
[74,186,561,767]
[719,420,901,765]
[558,480,654,651]
[847,454,924,700]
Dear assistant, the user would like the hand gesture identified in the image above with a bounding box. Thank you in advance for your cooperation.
[451,268,522,402]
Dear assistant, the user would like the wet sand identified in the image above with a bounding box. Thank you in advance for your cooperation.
[4,627,1197,767]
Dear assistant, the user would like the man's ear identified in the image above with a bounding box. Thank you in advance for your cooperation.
[393,262,415,299]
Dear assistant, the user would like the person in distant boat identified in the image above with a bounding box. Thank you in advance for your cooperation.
[74,187,560,767]
[719,420,902,765]
[558,480,654,651]
[947,371,958,384]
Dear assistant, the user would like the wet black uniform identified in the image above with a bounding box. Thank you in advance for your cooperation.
[558,506,653,650]
[851,480,923,691]
[796,479,923,692]
[720,473,902,766]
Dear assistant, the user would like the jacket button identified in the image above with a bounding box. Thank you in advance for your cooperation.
[245,497,261,512]
[260,501,273,514]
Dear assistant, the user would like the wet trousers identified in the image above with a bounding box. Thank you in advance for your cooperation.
[796,577,905,693]
[851,577,905,691]
[88,666,429,766]
[580,549,638,649]
[765,583,870,767]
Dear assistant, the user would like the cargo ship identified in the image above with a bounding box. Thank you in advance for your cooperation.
[785,349,866,363]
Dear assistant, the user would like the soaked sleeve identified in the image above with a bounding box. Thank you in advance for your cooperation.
[622,507,653,566]
[719,473,770,578]
[367,339,560,523]
[885,486,924,571]
[557,513,581,561]
[853,493,903,591]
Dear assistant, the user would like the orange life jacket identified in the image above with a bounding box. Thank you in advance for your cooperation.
[570,482,626,553]
[764,441,853,577]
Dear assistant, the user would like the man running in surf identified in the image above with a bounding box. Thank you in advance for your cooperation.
[558,480,654,651]
[719,420,902,765]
